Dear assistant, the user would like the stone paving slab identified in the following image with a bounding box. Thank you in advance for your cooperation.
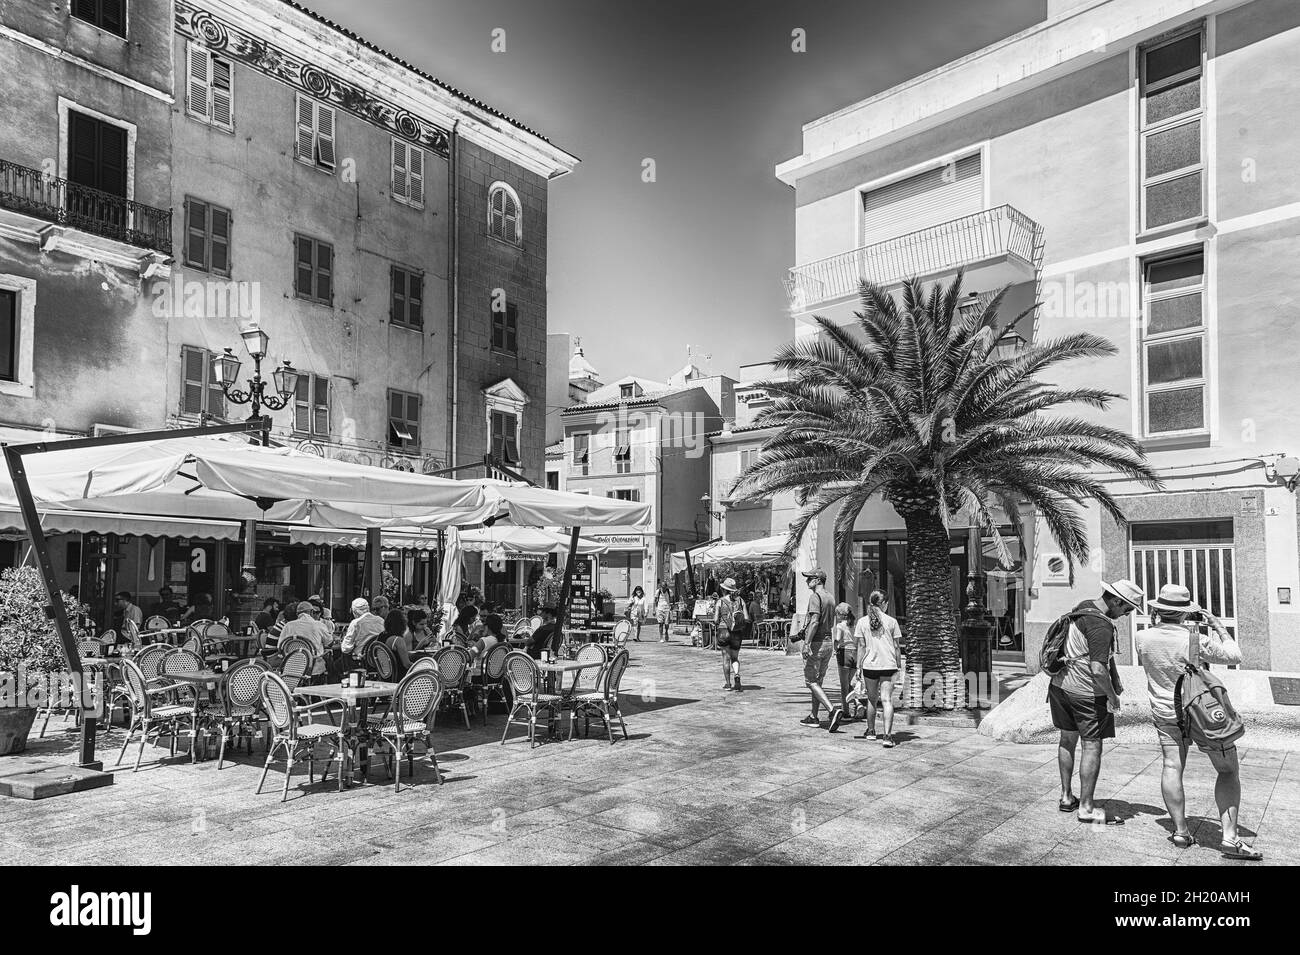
[1,640,1292,865]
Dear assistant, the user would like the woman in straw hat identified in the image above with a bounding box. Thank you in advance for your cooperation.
[1135,583,1260,859]
[714,577,744,692]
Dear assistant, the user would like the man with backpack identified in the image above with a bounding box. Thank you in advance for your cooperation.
[1135,584,1261,859]
[1043,578,1142,824]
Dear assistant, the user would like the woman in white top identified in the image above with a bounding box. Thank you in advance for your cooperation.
[854,590,903,747]
[1135,584,1259,859]
[626,586,647,642]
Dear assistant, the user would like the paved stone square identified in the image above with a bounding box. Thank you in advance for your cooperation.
[2,641,1295,866]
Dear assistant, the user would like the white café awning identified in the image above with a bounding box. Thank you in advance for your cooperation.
[0,508,243,541]
[669,534,791,575]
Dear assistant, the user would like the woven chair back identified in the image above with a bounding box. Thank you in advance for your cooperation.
[369,641,397,681]
[504,651,538,695]
[134,644,168,680]
[258,671,295,732]
[433,646,469,685]
[483,642,510,681]
[395,669,443,724]
[226,659,264,709]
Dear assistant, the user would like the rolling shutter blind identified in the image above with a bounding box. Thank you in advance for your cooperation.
[860,153,983,247]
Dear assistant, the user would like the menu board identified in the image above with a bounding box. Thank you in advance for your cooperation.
[565,555,596,630]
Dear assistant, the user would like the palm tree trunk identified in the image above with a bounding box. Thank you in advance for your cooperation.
[901,509,965,709]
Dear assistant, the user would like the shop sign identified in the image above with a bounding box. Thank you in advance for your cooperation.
[590,535,643,548]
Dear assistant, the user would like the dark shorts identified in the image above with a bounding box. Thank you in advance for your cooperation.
[861,668,897,681]
[1048,684,1115,741]
[836,647,857,669]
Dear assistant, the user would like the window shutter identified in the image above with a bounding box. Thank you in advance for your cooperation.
[73,0,98,20]
[504,194,518,242]
[313,376,330,436]
[206,352,225,417]
[295,94,314,163]
[187,42,211,120]
[504,414,519,464]
[408,273,422,328]
[293,375,310,433]
[407,394,420,448]
[489,188,504,237]
[97,122,128,198]
[185,198,206,269]
[391,138,408,200]
[316,104,336,169]
[210,206,230,275]
[295,235,312,297]
[316,242,332,302]
[390,265,404,322]
[181,346,205,415]
[101,0,125,34]
[210,56,233,129]
[408,146,424,205]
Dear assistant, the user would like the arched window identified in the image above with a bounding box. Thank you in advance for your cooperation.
[488,182,521,243]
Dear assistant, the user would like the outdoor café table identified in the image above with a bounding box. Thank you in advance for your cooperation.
[534,658,604,737]
[292,682,398,783]
[148,627,189,645]
[165,670,227,759]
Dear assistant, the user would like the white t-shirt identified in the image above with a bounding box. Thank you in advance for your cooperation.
[854,611,902,671]
[1136,621,1241,722]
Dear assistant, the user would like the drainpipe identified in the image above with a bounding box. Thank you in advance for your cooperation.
[448,120,461,468]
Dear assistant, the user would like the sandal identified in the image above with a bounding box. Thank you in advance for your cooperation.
[1219,839,1263,860]
[1170,832,1196,849]
[1077,810,1124,826]
[1058,796,1080,813]
[882,734,896,748]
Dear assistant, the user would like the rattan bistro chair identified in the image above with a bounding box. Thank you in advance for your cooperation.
[256,671,348,802]
[408,657,439,676]
[500,651,564,748]
[432,646,471,728]
[367,640,398,682]
[367,668,444,791]
[563,643,608,703]
[143,615,171,633]
[570,648,630,744]
[133,643,170,682]
[276,648,311,694]
[116,659,197,772]
[158,647,205,761]
[476,643,511,725]
[205,659,267,769]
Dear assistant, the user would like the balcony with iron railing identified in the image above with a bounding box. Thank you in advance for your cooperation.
[786,204,1040,314]
[0,158,172,255]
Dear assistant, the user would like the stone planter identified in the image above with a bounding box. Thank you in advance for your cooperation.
[0,707,38,756]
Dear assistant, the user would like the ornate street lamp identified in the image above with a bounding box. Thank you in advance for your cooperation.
[217,328,300,446]
[992,327,1027,361]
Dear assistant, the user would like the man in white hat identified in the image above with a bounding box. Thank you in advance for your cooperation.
[340,596,384,670]
[714,577,744,692]
[1049,577,1143,824]
[1135,584,1259,859]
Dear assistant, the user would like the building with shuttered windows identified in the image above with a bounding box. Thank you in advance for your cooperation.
[0,0,576,622]
[779,0,1300,672]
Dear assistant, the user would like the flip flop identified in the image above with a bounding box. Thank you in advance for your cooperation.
[1219,839,1263,860]
[1170,832,1196,849]
[1077,811,1124,826]
[1058,796,1080,813]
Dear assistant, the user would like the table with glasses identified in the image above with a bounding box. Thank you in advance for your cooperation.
[293,681,398,784]
[146,627,190,645]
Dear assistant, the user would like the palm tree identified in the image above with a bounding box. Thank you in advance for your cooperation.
[734,273,1162,708]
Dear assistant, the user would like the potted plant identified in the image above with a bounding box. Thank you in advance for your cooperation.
[0,566,83,756]
[596,587,615,621]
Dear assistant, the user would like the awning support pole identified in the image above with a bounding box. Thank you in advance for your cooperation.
[367,526,383,603]
[556,526,582,626]
[2,417,269,769]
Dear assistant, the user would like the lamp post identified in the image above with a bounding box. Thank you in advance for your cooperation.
[215,328,300,447]
[992,327,1027,361]
[216,329,300,595]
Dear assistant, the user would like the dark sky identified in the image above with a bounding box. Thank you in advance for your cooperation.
[302,0,1047,383]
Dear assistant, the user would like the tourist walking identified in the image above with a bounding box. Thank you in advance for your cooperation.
[791,568,841,732]
[654,582,673,642]
[627,585,647,641]
[714,577,744,692]
[833,601,859,723]
[855,591,903,746]
[1048,578,1142,824]
[1136,584,1261,859]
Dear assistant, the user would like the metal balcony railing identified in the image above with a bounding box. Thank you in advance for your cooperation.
[0,158,172,254]
[786,204,1039,311]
